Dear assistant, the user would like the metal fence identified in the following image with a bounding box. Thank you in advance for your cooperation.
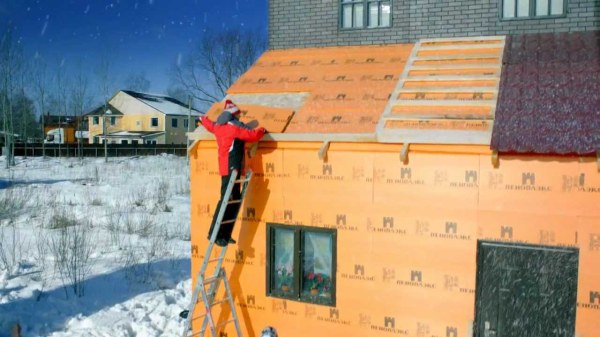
[11,143,188,157]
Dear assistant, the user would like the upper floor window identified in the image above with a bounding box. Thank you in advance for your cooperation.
[93,116,99,125]
[341,0,391,29]
[184,119,189,128]
[171,118,178,128]
[502,0,565,19]
[110,116,116,126]
[151,117,159,127]
[267,223,336,306]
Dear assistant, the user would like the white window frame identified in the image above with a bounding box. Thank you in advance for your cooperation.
[501,0,566,19]
[341,0,391,29]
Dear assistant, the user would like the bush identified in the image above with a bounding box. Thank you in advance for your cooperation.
[48,210,95,298]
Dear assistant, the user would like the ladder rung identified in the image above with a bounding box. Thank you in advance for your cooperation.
[207,257,224,263]
[215,319,236,329]
[190,312,208,321]
[203,275,222,284]
[210,298,230,307]
[227,199,242,205]
[220,219,236,224]
[235,178,250,183]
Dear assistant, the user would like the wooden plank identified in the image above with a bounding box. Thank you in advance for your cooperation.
[375,41,422,133]
[394,99,496,106]
[405,75,500,81]
[418,43,505,51]
[410,63,501,70]
[383,118,492,132]
[384,114,494,120]
[377,128,492,145]
[204,103,295,133]
[403,80,498,88]
[413,53,502,61]
[419,35,506,43]
[398,86,498,93]
[408,68,500,76]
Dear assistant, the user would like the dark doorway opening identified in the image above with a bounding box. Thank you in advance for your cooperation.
[474,241,578,337]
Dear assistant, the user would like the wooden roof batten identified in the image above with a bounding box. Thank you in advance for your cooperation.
[376,35,506,147]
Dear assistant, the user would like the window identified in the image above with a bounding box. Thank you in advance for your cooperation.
[151,117,158,127]
[267,223,336,306]
[121,140,128,144]
[171,118,178,128]
[341,0,391,29]
[132,140,138,145]
[502,0,565,19]
[110,116,116,125]
[93,116,99,125]
[184,119,189,128]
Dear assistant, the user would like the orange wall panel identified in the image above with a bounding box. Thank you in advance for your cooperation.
[189,141,600,337]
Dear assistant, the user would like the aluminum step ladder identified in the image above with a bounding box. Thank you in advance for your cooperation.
[181,169,252,337]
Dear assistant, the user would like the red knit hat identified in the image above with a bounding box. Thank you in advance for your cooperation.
[223,99,241,115]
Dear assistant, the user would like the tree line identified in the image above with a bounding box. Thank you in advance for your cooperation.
[0,24,266,167]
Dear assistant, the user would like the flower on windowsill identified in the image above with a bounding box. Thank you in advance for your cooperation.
[276,265,293,287]
[306,272,331,293]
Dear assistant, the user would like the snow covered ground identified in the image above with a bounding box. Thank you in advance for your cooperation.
[0,154,194,337]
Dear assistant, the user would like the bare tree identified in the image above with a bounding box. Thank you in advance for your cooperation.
[171,27,266,108]
[31,57,50,157]
[70,62,92,158]
[53,60,70,157]
[124,71,151,92]
[0,25,24,167]
[95,51,118,104]
[166,84,189,104]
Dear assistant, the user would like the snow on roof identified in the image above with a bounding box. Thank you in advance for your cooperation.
[122,90,202,116]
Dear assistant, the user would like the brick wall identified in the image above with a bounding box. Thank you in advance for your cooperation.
[269,0,600,49]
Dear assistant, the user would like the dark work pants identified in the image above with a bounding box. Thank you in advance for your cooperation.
[207,174,241,241]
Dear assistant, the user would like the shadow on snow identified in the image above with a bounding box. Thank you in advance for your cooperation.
[0,257,190,337]
[0,178,91,190]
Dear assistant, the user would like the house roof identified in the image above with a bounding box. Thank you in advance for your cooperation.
[190,33,599,156]
[227,44,414,133]
[122,90,202,116]
[41,115,83,125]
[84,104,124,116]
[491,31,600,155]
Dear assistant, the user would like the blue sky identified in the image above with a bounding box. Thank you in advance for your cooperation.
[0,0,268,106]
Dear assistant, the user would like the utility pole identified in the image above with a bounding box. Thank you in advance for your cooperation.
[103,104,111,163]
[186,95,192,162]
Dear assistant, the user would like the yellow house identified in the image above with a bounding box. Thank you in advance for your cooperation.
[87,90,201,145]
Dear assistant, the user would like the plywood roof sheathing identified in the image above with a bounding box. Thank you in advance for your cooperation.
[377,35,505,145]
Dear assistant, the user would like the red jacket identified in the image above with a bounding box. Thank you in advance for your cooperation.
[200,114,266,176]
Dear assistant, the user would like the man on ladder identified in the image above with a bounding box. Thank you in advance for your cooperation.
[180,100,266,337]
[198,99,266,246]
